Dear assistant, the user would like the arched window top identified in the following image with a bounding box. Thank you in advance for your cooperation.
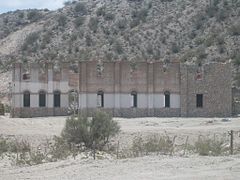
[53,90,61,94]
[39,90,46,94]
[23,90,30,94]
[97,90,104,95]
[164,91,170,95]
[131,91,137,95]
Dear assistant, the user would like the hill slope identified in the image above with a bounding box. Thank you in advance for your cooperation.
[0,0,240,98]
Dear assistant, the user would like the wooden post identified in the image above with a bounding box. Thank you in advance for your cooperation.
[230,130,234,155]
[93,141,96,160]
[170,136,177,156]
[183,136,189,156]
[117,141,119,159]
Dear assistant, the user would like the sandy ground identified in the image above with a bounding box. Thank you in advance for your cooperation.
[1,116,240,179]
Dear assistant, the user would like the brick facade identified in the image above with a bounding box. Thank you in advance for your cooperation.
[11,61,232,118]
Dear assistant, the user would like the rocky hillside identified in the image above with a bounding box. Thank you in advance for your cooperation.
[0,0,240,87]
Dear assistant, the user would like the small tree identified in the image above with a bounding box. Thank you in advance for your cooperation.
[62,111,120,150]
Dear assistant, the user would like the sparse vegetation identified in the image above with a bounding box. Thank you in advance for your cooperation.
[88,17,99,33]
[229,22,240,36]
[74,2,87,15]
[27,10,42,22]
[74,16,85,27]
[195,136,227,156]
[61,111,120,150]
[22,32,39,52]
[57,15,67,27]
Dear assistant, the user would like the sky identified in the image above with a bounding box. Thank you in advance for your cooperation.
[0,0,66,14]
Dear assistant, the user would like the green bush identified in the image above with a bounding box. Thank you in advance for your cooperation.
[27,10,42,22]
[49,136,71,161]
[96,6,106,16]
[116,19,127,30]
[57,15,67,27]
[233,53,240,66]
[74,2,87,15]
[195,137,226,156]
[85,34,93,46]
[130,134,174,157]
[104,13,115,21]
[0,137,8,155]
[88,17,99,33]
[171,43,180,54]
[229,22,240,36]
[74,16,85,27]
[62,111,120,150]
[22,32,39,51]
[113,40,124,54]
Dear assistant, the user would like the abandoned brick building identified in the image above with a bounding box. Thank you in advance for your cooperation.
[11,61,232,118]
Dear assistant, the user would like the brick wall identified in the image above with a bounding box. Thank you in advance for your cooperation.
[180,63,232,117]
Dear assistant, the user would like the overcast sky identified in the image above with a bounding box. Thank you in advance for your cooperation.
[0,0,66,14]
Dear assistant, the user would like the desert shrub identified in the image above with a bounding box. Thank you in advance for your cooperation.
[0,137,8,155]
[27,10,42,22]
[29,151,45,165]
[85,34,93,46]
[196,46,207,59]
[233,53,240,66]
[130,19,140,28]
[131,136,144,157]
[49,136,71,161]
[195,137,227,156]
[116,19,128,30]
[171,43,180,54]
[74,2,87,15]
[229,22,240,36]
[57,15,67,27]
[74,16,85,27]
[62,111,120,150]
[113,40,124,54]
[22,32,39,51]
[206,5,218,18]
[216,9,227,22]
[96,6,106,16]
[130,134,174,157]
[18,12,24,19]
[104,13,115,21]
[88,17,99,33]
[41,31,52,49]
[132,8,148,23]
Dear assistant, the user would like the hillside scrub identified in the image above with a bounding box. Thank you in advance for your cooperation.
[62,111,120,150]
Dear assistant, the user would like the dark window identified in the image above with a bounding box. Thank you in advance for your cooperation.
[23,73,30,80]
[39,91,46,107]
[131,91,137,108]
[23,91,30,107]
[196,94,203,108]
[164,91,170,108]
[97,91,104,107]
[54,91,61,107]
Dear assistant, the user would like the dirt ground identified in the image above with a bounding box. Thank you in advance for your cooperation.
[1,115,240,180]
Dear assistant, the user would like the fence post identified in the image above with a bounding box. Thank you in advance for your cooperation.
[229,130,234,155]
[183,136,189,156]
[93,141,96,160]
[117,141,119,159]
